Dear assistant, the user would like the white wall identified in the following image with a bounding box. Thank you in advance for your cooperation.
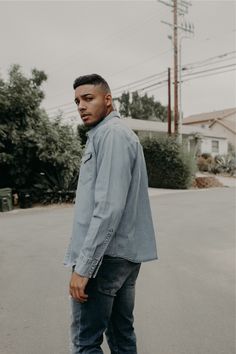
[200,137,228,156]
[210,123,236,148]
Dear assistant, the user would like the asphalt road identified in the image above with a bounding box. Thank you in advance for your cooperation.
[0,187,235,354]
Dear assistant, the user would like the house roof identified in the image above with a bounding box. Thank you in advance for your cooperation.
[209,118,236,134]
[120,118,169,133]
[183,107,236,125]
[120,117,227,139]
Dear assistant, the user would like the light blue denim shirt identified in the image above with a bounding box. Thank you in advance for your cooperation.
[64,111,158,277]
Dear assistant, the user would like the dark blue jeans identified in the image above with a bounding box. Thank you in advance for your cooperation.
[70,256,141,354]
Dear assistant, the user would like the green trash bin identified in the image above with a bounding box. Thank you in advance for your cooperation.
[0,188,13,212]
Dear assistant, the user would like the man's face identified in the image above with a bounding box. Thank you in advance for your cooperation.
[74,84,113,127]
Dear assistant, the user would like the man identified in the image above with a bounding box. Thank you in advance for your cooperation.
[64,74,158,354]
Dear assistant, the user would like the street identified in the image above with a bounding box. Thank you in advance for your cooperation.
[0,187,235,354]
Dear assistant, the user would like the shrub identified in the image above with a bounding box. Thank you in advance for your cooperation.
[141,136,196,189]
[192,176,223,188]
[31,117,82,202]
[77,124,89,148]
[211,154,236,175]
[197,154,214,172]
[197,152,236,176]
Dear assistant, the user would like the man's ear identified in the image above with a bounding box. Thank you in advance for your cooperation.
[105,93,113,108]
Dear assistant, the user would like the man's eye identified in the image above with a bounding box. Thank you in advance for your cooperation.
[86,97,92,101]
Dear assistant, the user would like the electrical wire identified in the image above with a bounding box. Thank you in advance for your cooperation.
[113,63,236,95]
[109,49,171,78]
[45,51,236,110]
[182,51,236,69]
[182,68,236,83]
[182,56,236,71]
[45,54,236,116]
[141,67,236,95]
[56,65,236,120]
[113,58,236,94]
[112,70,167,94]
[182,63,236,77]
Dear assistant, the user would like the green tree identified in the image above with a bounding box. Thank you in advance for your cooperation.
[0,65,82,197]
[118,90,170,122]
[118,92,130,117]
[153,101,169,122]
[129,91,144,119]
[0,64,47,188]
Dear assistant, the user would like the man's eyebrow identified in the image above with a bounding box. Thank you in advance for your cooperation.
[81,93,93,98]
[74,94,93,103]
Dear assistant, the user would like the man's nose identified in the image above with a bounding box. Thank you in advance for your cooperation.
[78,102,86,112]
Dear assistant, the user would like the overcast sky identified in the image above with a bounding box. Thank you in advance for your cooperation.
[0,0,235,123]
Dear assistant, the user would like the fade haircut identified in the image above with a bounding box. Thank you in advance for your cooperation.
[73,74,111,93]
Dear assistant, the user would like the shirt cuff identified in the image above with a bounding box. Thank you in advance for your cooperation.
[74,228,114,278]
[74,253,99,278]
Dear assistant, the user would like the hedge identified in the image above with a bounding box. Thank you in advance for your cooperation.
[141,136,196,189]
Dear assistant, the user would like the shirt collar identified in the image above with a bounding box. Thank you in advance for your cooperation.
[86,111,120,139]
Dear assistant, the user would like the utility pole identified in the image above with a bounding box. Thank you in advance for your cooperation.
[159,0,194,140]
[178,29,194,142]
[168,67,172,135]
[173,0,178,135]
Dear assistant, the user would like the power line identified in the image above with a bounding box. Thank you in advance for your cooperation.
[182,56,236,71]
[123,65,236,95]
[182,63,236,77]
[45,50,235,108]
[109,49,171,79]
[45,50,170,105]
[137,78,168,92]
[182,68,236,83]
[183,51,236,69]
[112,70,167,93]
[113,63,236,95]
[56,66,236,121]
[45,54,236,115]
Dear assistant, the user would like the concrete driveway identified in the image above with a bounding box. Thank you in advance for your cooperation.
[0,187,235,354]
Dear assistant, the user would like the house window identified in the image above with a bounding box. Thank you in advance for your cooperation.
[212,140,219,153]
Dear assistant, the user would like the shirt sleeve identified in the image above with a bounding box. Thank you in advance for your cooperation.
[74,126,135,277]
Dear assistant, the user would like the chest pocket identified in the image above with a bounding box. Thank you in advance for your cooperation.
[79,152,94,184]
[82,152,93,164]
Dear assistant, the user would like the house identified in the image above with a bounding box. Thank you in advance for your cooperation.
[183,107,236,151]
[120,117,228,156]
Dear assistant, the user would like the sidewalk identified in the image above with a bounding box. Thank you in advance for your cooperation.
[1,175,235,217]
[210,175,236,188]
[148,174,236,198]
[148,187,191,197]
[196,172,236,188]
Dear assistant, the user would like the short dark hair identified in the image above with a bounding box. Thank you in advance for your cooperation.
[73,74,111,93]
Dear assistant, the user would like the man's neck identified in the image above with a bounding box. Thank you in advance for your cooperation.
[89,109,114,129]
